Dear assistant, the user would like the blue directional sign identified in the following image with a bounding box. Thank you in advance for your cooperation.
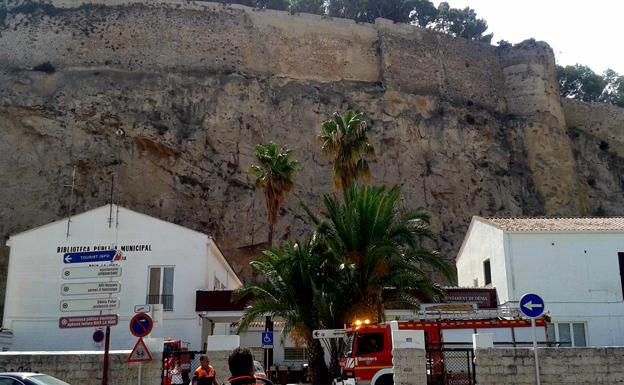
[261,331,273,348]
[519,293,545,318]
[63,250,116,264]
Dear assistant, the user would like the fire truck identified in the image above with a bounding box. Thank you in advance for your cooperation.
[338,309,549,385]
[163,339,192,385]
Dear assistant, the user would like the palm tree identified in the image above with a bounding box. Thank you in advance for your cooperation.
[248,142,298,245]
[318,110,375,191]
[235,240,333,384]
[304,184,454,376]
[310,184,455,323]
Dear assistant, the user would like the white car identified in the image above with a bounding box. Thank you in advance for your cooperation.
[0,373,70,385]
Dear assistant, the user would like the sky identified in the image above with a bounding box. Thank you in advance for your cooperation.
[439,0,624,74]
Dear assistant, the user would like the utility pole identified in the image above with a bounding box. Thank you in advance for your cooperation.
[65,166,76,238]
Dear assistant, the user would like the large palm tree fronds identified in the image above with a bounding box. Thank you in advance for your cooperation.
[248,142,299,244]
[312,184,454,322]
[318,110,375,191]
[234,240,332,383]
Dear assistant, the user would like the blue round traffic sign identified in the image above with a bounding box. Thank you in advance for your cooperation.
[93,329,105,343]
[519,293,545,318]
[129,312,153,337]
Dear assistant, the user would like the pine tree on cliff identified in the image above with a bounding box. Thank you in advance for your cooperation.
[248,142,298,246]
[318,109,375,192]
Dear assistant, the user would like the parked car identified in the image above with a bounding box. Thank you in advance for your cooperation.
[0,373,70,385]
[253,361,268,380]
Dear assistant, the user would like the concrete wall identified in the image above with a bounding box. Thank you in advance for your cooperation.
[0,351,162,385]
[457,224,624,347]
[392,348,426,385]
[456,218,506,297]
[507,232,624,346]
[475,347,624,385]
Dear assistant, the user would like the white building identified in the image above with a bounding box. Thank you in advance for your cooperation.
[2,204,241,351]
[456,216,624,347]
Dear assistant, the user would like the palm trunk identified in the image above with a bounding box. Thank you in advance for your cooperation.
[306,335,329,384]
[268,222,274,246]
[328,338,344,379]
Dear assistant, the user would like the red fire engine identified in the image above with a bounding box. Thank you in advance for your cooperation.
[338,312,548,385]
[163,339,192,385]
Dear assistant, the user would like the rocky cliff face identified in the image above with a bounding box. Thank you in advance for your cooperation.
[0,1,623,303]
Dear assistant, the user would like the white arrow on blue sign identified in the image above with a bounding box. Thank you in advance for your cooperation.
[519,293,545,318]
[63,250,116,264]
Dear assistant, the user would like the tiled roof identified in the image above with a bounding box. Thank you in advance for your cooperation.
[476,216,624,232]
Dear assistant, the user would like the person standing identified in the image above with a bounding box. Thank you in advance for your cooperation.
[192,355,219,385]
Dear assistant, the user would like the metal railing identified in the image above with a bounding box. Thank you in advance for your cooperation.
[147,294,174,311]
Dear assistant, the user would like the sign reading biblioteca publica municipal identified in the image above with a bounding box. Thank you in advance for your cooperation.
[56,244,153,254]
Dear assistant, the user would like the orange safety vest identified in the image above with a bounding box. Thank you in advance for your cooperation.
[194,365,217,385]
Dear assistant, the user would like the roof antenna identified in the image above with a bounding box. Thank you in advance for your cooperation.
[113,127,125,229]
[108,174,114,228]
[65,165,76,238]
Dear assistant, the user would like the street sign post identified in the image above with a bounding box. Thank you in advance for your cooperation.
[312,329,346,339]
[61,281,121,296]
[128,337,153,362]
[59,314,119,329]
[130,312,153,338]
[261,331,273,348]
[60,298,120,312]
[519,293,545,385]
[62,265,122,279]
[128,337,153,385]
[63,250,117,264]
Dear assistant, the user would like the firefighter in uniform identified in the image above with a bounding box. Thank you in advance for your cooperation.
[223,347,269,385]
[192,355,219,385]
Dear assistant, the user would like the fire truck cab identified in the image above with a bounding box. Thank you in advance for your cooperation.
[338,312,548,385]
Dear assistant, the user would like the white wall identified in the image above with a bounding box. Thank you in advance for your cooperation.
[456,219,508,301]
[506,232,624,346]
[237,327,306,367]
[3,205,240,351]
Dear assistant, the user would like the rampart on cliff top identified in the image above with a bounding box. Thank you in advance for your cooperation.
[0,1,623,294]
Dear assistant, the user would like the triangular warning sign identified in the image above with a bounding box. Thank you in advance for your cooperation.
[128,337,153,362]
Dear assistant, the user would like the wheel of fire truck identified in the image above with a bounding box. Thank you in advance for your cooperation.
[372,372,393,385]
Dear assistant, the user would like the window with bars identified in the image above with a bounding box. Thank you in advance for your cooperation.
[554,322,587,347]
[284,347,307,361]
[147,266,174,311]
